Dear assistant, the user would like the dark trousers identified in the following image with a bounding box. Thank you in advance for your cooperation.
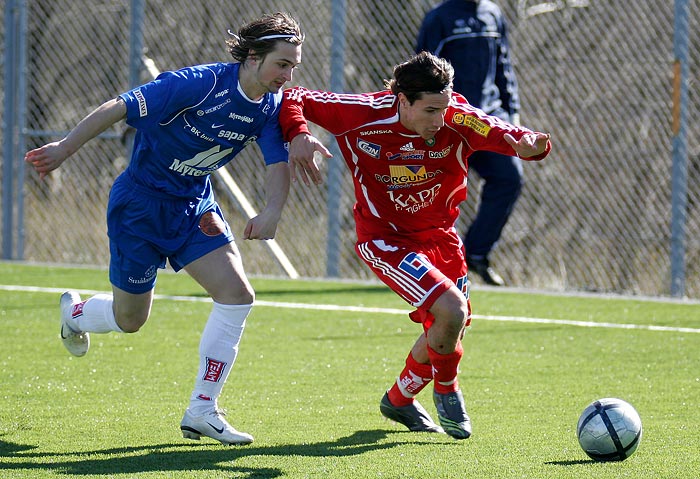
[464,149,523,258]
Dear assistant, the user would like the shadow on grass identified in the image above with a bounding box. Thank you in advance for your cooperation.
[0,429,453,477]
[545,459,598,466]
[0,437,37,456]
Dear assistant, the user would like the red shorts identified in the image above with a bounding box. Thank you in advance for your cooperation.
[355,227,471,331]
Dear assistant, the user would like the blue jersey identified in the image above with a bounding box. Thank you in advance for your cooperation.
[119,62,288,199]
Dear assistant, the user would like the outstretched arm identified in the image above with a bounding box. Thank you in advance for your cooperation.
[243,162,290,240]
[25,98,127,179]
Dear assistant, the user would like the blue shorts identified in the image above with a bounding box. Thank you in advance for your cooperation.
[106,173,234,294]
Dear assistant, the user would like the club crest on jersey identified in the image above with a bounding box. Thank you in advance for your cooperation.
[452,112,491,137]
[356,139,381,158]
[203,357,227,382]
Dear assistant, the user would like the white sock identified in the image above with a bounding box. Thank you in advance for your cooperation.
[189,302,252,415]
[72,294,123,333]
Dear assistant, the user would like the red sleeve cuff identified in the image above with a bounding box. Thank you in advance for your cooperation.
[284,124,311,143]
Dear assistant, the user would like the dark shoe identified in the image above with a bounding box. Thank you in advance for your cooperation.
[467,256,505,286]
[433,390,472,439]
[380,392,444,433]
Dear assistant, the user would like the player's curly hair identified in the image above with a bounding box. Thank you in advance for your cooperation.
[385,51,454,104]
[226,12,305,63]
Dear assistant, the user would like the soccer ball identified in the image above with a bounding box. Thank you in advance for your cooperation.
[577,398,642,461]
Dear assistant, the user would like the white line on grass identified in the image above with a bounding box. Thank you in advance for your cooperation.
[2,284,699,334]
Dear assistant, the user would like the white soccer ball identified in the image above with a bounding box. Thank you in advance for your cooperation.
[577,397,642,461]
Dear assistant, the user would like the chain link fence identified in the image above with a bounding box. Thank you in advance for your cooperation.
[2,0,699,298]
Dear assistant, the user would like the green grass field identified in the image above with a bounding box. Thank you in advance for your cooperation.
[1,262,699,479]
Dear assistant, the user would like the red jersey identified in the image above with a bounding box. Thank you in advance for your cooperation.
[281,87,549,242]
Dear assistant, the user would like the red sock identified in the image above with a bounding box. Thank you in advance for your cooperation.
[387,351,433,407]
[428,341,463,394]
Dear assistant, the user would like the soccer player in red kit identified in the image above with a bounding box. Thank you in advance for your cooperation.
[280,52,550,439]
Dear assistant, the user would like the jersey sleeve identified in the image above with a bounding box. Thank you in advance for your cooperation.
[256,97,289,166]
[279,87,312,141]
[119,66,215,130]
[280,87,382,141]
[449,94,549,161]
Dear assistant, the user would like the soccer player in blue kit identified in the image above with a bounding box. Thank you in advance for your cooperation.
[24,12,304,445]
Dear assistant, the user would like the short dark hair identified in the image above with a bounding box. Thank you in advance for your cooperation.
[226,12,305,63]
[385,51,454,104]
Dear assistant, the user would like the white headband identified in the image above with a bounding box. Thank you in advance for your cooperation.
[256,34,296,41]
[226,30,296,42]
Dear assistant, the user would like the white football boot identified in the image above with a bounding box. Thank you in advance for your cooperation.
[180,408,254,445]
[59,291,90,357]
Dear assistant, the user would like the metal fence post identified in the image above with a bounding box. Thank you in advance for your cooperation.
[16,0,28,259]
[670,0,690,297]
[129,0,145,89]
[2,0,19,259]
[325,0,347,277]
[122,0,146,160]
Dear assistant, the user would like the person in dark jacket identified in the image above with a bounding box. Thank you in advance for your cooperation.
[416,0,522,286]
